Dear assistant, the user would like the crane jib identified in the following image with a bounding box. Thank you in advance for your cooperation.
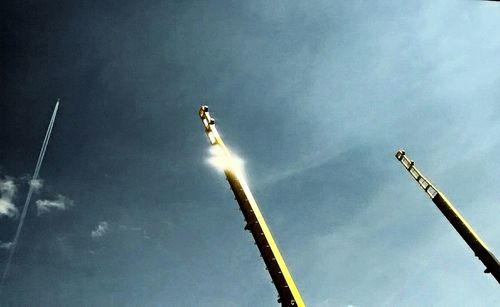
[199,106,305,306]
[396,150,500,284]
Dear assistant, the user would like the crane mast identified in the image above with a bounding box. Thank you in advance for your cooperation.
[396,150,500,284]
[199,106,305,306]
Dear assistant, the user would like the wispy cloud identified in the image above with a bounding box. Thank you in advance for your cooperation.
[35,194,74,215]
[29,178,43,192]
[117,224,151,240]
[91,221,109,239]
[0,177,17,218]
[0,241,13,250]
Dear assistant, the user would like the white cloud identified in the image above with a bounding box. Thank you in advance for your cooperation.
[91,221,109,239]
[0,241,13,250]
[29,178,43,192]
[36,194,74,215]
[0,177,17,218]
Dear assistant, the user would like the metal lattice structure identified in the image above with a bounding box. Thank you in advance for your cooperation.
[396,150,500,284]
[199,106,305,306]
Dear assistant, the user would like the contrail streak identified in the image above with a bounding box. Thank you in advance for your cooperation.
[0,100,60,289]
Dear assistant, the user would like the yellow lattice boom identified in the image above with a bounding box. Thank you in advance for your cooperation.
[200,106,305,306]
[396,150,500,284]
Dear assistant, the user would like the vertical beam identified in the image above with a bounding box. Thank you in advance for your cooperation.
[200,106,305,306]
[396,150,500,284]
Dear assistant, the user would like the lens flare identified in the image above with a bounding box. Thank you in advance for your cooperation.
[207,145,245,175]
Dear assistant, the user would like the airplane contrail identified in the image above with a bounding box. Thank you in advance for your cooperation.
[0,99,60,289]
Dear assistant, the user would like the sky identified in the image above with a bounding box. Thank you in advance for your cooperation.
[0,0,499,306]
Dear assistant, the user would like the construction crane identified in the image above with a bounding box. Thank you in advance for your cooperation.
[395,150,500,284]
[199,106,305,306]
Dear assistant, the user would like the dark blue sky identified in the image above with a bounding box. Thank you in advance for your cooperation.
[1,1,499,306]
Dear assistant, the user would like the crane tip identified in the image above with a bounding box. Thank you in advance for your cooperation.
[395,149,406,160]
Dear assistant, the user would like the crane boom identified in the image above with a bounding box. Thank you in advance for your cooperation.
[395,150,500,284]
[199,106,305,306]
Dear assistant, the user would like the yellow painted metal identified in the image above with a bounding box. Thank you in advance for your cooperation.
[396,150,500,284]
[199,106,305,306]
